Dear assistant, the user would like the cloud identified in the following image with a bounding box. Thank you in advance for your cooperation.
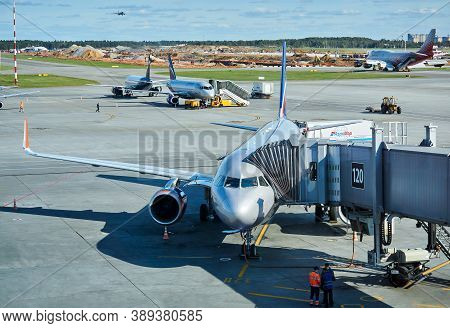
[240,7,284,18]
[307,9,361,16]
[16,1,71,7]
[394,8,437,15]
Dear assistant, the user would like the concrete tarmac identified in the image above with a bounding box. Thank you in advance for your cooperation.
[0,58,449,307]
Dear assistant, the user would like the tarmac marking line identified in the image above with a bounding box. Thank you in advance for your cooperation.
[415,304,445,308]
[248,292,309,303]
[273,285,310,293]
[238,263,249,279]
[255,223,269,246]
[360,295,384,302]
[442,287,450,291]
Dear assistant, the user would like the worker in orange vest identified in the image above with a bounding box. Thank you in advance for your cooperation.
[309,266,321,306]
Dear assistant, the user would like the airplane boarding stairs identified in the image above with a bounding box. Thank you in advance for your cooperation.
[210,80,250,107]
[418,221,450,260]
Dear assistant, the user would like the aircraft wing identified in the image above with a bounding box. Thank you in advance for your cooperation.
[307,120,364,132]
[211,122,258,132]
[0,86,18,91]
[1,91,39,99]
[22,119,213,183]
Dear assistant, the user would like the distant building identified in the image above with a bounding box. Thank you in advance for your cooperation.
[407,33,449,44]
[21,46,48,53]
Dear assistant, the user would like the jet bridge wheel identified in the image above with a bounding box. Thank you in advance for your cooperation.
[0,102,3,109]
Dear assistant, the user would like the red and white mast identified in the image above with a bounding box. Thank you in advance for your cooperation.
[13,0,18,85]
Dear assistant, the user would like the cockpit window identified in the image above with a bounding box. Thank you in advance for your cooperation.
[224,177,240,188]
[258,176,269,187]
[201,86,213,90]
[214,175,226,187]
[241,177,258,188]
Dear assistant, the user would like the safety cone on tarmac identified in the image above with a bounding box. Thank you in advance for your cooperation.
[13,198,17,211]
[163,227,169,240]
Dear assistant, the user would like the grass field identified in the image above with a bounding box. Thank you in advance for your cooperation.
[156,69,420,81]
[0,74,98,88]
[2,53,163,69]
[412,66,450,71]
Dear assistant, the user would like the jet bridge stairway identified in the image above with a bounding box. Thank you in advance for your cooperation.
[418,221,450,260]
[210,80,250,107]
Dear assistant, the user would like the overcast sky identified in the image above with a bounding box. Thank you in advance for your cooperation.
[0,0,448,41]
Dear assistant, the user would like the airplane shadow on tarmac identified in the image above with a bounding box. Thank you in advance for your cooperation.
[0,174,390,307]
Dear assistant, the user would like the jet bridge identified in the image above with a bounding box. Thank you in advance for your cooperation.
[289,124,450,273]
[251,122,449,274]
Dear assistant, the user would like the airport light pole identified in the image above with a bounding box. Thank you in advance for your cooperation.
[13,0,18,86]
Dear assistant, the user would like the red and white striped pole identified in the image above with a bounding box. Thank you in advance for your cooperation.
[13,0,18,86]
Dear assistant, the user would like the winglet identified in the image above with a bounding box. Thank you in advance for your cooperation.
[23,119,30,150]
[278,41,287,119]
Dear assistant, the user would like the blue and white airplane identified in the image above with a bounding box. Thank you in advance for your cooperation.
[164,55,215,106]
[21,42,362,256]
[95,56,164,98]
[362,29,435,71]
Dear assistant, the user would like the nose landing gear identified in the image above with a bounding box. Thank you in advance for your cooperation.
[240,230,260,260]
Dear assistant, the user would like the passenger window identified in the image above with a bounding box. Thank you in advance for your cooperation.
[224,177,240,188]
[258,176,269,187]
[241,177,258,188]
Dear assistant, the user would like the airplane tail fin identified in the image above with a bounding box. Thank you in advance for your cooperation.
[417,29,436,57]
[168,55,177,80]
[278,41,287,120]
[145,55,152,80]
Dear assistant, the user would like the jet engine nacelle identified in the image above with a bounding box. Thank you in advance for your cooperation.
[148,187,187,225]
[167,95,179,106]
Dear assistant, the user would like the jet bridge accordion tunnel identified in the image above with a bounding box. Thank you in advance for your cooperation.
[290,128,449,265]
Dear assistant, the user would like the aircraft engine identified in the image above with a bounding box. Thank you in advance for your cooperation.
[167,95,179,106]
[148,187,187,225]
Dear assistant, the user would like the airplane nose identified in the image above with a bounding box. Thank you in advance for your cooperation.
[213,190,266,230]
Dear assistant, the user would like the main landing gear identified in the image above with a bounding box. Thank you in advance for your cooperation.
[240,230,260,260]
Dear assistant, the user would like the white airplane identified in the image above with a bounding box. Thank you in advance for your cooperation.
[94,56,164,98]
[21,42,362,257]
[0,86,39,109]
[164,54,215,106]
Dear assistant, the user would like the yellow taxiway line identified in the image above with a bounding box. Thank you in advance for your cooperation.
[248,292,309,303]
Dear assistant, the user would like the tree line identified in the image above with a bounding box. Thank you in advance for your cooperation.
[0,37,448,51]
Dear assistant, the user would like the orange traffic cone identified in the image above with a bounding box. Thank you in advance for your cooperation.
[163,227,169,240]
[13,198,17,211]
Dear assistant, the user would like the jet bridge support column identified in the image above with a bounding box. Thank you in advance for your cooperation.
[422,124,438,252]
[425,124,437,147]
[369,126,384,265]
